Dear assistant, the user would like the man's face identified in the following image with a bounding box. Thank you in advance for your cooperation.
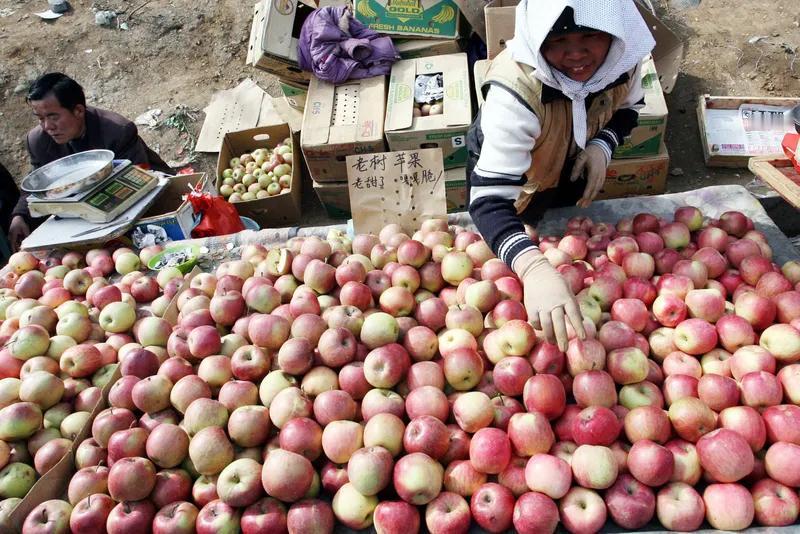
[542,31,613,82]
[30,93,85,144]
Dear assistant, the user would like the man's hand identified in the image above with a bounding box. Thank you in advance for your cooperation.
[8,216,30,252]
[513,249,585,351]
[570,144,609,209]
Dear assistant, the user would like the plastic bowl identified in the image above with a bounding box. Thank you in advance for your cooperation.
[147,244,200,274]
[240,217,260,231]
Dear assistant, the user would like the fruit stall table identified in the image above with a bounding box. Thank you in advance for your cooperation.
[173,184,800,269]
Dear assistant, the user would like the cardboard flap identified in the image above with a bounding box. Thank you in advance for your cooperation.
[441,54,472,126]
[247,2,263,66]
[637,4,683,94]
[196,79,268,153]
[347,148,447,234]
[301,78,335,146]
[385,60,418,132]
[357,77,387,142]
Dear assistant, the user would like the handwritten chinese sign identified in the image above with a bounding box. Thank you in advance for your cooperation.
[346,148,446,235]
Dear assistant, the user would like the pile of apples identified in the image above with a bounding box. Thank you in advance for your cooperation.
[4,206,800,534]
[413,99,444,118]
[0,244,180,520]
[218,139,294,203]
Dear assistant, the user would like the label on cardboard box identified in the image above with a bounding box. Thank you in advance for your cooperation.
[354,0,460,39]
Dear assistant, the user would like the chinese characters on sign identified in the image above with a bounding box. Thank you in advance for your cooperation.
[346,148,447,235]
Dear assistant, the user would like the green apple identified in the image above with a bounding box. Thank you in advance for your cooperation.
[98,302,136,334]
[0,463,36,498]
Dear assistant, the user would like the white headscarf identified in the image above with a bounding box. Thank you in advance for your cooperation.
[507,0,655,148]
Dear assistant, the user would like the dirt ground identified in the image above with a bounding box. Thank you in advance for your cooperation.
[0,0,798,228]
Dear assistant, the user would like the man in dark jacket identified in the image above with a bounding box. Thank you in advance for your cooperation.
[8,72,171,251]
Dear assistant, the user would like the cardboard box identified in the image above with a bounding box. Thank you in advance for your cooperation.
[217,124,303,227]
[483,0,683,93]
[395,37,463,59]
[613,55,668,159]
[313,167,467,217]
[385,53,473,169]
[453,0,488,41]
[301,75,388,182]
[354,0,460,39]
[600,143,669,199]
[698,95,800,168]
[247,0,316,85]
[278,78,309,111]
[131,174,211,242]
[474,59,489,108]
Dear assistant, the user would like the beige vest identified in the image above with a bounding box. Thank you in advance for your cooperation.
[483,49,634,213]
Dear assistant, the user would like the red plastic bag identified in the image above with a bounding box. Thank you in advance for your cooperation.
[783,133,800,173]
[188,185,245,238]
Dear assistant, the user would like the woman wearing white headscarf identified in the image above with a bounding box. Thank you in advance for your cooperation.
[467,0,655,350]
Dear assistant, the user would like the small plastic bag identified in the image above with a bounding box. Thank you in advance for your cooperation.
[187,185,245,238]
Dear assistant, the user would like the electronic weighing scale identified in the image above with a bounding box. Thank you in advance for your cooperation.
[28,162,160,223]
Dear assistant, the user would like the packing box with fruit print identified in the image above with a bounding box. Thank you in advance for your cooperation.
[353,0,461,39]
[384,53,472,170]
[300,74,388,183]
[216,124,302,227]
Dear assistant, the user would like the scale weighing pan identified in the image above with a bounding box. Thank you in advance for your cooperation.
[21,149,114,199]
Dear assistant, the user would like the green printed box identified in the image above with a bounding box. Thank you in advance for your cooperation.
[354,0,460,39]
[613,56,669,159]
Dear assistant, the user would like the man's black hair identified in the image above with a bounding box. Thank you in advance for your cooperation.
[26,72,86,110]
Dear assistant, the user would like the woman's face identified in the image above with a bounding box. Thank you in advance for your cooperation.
[542,31,613,82]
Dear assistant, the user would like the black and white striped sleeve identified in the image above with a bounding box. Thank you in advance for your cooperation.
[468,85,541,268]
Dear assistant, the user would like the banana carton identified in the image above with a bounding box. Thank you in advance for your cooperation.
[353,0,461,39]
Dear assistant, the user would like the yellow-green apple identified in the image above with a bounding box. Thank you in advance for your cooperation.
[607,347,648,385]
[664,439,701,485]
[0,402,42,441]
[152,501,199,534]
[8,324,50,361]
[656,482,705,531]
[217,458,263,508]
[98,301,136,334]
[347,446,393,496]
[586,276,623,312]
[331,483,377,530]
[760,324,800,364]
[359,312,399,349]
[192,475,219,508]
[393,452,443,505]
[19,371,63,410]
[444,305,483,337]
[513,491,559,534]
[189,427,234,476]
[195,500,240,534]
[751,478,800,527]
[668,397,715,442]
[740,370,782,409]
[718,405,766,452]
[703,483,754,530]
[0,462,35,498]
[438,328,477,359]
[108,456,156,501]
[361,388,405,422]
[363,413,405,457]
[440,252,473,286]
[268,387,311,429]
[74,438,106,469]
[559,487,607,533]
[227,405,271,449]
